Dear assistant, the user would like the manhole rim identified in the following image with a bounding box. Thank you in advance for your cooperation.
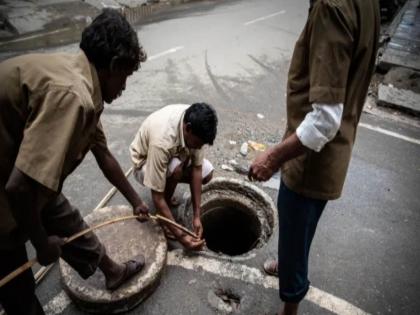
[181,177,277,260]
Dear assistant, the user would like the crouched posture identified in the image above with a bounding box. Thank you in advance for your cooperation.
[130,103,218,250]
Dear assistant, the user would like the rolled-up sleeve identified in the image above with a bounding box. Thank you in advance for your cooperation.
[296,103,343,152]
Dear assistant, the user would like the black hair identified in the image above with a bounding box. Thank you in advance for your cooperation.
[184,103,218,145]
[80,8,147,71]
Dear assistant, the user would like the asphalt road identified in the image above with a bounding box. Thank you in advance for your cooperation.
[2,0,420,314]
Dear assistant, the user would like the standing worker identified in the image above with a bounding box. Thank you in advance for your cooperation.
[248,1,380,314]
[0,9,149,315]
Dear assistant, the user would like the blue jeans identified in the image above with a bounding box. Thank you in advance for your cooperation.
[277,180,327,303]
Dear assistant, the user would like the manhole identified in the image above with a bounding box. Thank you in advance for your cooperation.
[201,205,261,256]
[181,177,276,259]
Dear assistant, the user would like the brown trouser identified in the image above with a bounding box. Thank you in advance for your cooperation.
[0,194,105,315]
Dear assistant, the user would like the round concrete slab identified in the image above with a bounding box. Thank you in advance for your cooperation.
[59,205,167,314]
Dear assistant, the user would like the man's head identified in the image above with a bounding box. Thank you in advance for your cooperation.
[183,103,218,149]
[80,9,147,104]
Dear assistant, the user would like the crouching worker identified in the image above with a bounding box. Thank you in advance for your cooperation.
[0,9,149,315]
[130,103,218,250]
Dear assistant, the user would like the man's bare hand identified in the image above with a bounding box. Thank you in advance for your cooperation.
[192,215,203,239]
[36,235,64,266]
[133,201,149,222]
[248,149,277,182]
[179,235,205,251]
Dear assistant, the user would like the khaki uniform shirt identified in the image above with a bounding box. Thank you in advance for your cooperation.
[282,0,380,200]
[130,104,204,192]
[0,51,106,247]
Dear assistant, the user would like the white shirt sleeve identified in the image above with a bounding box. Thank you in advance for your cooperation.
[296,103,343,152]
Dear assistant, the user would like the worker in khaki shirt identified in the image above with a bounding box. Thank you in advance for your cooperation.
[130,103,218,250]
[0,9,149,315]
[248,1,380,314]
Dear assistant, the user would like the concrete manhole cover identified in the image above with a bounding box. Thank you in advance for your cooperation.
[59,205,167,314]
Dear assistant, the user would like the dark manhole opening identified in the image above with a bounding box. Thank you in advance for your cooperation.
[202,206,262,256]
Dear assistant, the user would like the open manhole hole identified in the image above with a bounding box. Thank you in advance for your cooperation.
[201,205,261,256]
[181,177,276,258]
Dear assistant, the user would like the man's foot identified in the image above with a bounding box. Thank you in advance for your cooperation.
[263,259,278,277]
[105,255,145,291]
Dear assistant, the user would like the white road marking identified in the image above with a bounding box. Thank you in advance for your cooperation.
[167,251,371,315]
[147,46,184,61]
[0,28,72,46]
[168,251,277,289]
[306,286,370,315]
[42,250,371,315]
[101,2,120,9]
[244,10,286,26]
[262,176,281,190]
[44,291,71,315]
[359,123,420,146]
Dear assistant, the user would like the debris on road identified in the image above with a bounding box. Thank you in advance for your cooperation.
[232,164,249,176]
[221,164,234,172]
[248,140,267,152]
[229,159,238,166]
[240,142,248,156]
[214,288,241,312]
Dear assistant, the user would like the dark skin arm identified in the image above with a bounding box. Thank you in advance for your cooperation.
[5,167,64,265]
[190,165,203,239]
[91,145,149,220]
[152,190,204,250]
[248,133,306,181]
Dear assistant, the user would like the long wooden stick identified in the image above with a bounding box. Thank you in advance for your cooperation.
[0,214,197,288]
[0,258,38,289]
[64,214,198,244]
[152,214,198,238]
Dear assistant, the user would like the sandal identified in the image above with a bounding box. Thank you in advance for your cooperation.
[263,259,278,277]
[106,255,145,290]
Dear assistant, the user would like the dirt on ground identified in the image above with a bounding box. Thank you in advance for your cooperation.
[205,107,285,183]
[383,67,420,93]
